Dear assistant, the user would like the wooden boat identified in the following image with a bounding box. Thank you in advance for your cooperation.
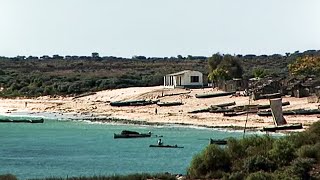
[258,109,320,116]
[188,102,236,114]
[209,138,227,145]
[110,100,159,107]
[114,130,151,139]
[0,118,44,123]
[223,111,247,117]
[262,98,303,132]
[263,123,303,132]
[157,101,183,107]
[149,144,184,148]
[195,91,235,98]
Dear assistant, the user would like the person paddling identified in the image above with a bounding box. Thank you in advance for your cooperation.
[157,138,163,146]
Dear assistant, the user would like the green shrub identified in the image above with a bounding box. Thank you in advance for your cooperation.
[0,174,17,180]
[240,135,274,157]
[296,143,320,160]
[245,171,273,180]
[188,153,206,178]
[243,155,275,173]
[224,171,245,180]
[188,144,231,178]
[268,138,296,166]
[289,158,314,179]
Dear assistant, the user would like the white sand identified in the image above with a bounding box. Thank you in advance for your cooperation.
[1,86,319,130]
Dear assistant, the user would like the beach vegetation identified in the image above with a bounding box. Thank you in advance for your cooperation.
[187,121,320,179]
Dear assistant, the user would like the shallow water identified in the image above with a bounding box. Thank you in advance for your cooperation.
[0,114,262,179]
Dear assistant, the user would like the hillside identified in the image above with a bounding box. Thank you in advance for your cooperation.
[0,50,319,97]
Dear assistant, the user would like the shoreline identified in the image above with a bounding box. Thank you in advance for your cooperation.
[0,86,319,132]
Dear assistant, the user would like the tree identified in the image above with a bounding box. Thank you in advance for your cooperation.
[288,55,320,76]
[208,53,243,82]
[253,68,268,78]
[208,53,223,71]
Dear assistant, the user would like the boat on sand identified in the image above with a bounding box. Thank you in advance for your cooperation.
[262,98,303,132]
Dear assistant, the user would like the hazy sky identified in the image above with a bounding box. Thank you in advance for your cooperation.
[1,0,319,58]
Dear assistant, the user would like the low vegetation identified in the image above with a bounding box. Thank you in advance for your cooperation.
[187,121,320,179]
[1,50,319,97]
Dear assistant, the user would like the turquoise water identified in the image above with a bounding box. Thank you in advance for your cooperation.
[0,114,257,179]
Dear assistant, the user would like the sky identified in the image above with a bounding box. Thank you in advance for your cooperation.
[0,0,319,58]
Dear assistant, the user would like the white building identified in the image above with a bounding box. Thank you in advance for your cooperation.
[164,70,203,88]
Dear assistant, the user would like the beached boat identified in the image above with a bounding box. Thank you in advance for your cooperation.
[262,98,303,132]
[0,118,44,123]
[188,102,236,114]
[114,130,152,139]
[195,91,235,98]
[263,123,303,132]
[110,100,159,107]
[157,101,183,107]
[258,109,320,116]
[223,111,247,117]
[149,144,184,148]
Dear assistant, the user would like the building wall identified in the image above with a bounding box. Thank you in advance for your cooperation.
[164,71,203,87]
[181,71,203,86]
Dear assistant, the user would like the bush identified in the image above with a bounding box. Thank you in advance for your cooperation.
[188,144,231,178]
[268,138,296,166]
[243,155,275,173]
[245,171,273,180]
[0,174,17,180]
[289,158,314,179]
[224,171,245,180]
[296,143,320,160]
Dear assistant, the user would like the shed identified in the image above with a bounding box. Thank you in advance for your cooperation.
[164,70,203,88]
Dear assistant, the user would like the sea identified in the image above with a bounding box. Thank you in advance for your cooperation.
[0,113,271,179]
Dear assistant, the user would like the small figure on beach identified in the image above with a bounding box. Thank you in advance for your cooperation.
[155,108,158,115]
[25,102,28,108]
[157,138,163,145]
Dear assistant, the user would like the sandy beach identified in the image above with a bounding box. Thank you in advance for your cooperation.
[1,86,319,130]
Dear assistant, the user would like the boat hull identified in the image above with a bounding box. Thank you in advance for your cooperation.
[0,119,44,123]
[149,145,184,148]
[157,102,183,107]
[114,133,151,139]
[262,123,303,132]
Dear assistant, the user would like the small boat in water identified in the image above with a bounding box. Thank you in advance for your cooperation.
[149,144,184,148]
[114,130,152,139]
[0,118,44,123]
